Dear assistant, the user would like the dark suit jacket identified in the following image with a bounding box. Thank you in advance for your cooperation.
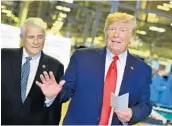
[1,48,64,125]
[61,47,152,125]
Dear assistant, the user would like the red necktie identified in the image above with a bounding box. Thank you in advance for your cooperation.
[99,56,118,125]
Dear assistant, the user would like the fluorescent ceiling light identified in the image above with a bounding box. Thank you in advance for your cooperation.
[64,0,73,3]
[163,3,172,9]
[170,1,172,4]
[1,5,6,9]
[56,6,62,10]
[149,26,166,33]
[136,30,146,35]
[56,6,71,12]
[157,5,170,11]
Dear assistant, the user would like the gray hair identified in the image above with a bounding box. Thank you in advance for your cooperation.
[20,17,47,37]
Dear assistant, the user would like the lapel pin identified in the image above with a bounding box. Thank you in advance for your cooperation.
[42,65,46,69]
[130,66,134,70]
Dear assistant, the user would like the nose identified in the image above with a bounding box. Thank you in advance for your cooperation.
[33,37,39,44]
[113,30,119,37]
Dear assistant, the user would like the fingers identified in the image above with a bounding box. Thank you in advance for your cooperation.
[40,71,52,83]
[116,113,126,122]
[49,71,56,82]
[114,108,132,122]
[59,80,65,87]
[36,81,43,88]
[43,71,50,81]
[40,74,46,83]
[39,71,65,87]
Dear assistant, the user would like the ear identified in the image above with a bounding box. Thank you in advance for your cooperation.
[20,34,24,47]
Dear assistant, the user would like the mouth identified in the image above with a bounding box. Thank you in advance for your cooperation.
[111,40,121,43]
[32,47,40,49]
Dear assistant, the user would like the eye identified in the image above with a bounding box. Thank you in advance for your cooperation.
[37,35,44,39]
[120,29,127,32]
[27,36,34,39]
[108,28,116,31]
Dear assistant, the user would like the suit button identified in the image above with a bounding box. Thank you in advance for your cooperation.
[97,117,100,121]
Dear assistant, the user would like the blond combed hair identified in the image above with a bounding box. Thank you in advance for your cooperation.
[104,12,137,34]
[20,17,47,37]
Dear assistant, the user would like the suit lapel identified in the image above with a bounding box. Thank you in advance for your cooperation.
[119,52,137,95]
[33,52,48,84]
[12,48,23,104]
[96,47,106,87]
[95,47,106,106]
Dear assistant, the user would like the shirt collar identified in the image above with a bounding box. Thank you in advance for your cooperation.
[22,48,41,60]
[106,47,128,62]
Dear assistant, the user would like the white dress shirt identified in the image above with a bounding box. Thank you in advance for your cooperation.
[105,48,128,125]
[22,48,53,107]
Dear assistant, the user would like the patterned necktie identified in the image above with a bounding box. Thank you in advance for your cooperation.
[99,56,119,125]
[21,57,32,103]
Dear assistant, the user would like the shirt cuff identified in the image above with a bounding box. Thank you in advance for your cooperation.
[44,96,56,107]
[122,122,128,126]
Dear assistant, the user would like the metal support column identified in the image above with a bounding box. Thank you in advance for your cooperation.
[83,11,92,45]
[91,2,102,46]
[110,0,119,13]
[135,0,141,17]
[18,1,32,26]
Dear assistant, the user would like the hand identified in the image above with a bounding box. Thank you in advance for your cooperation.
[36,71,65,99]
[114,108,132,123]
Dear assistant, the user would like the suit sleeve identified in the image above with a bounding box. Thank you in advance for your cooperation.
[60,51,78,103]
[128,65,152,125]
[44,63,64,125]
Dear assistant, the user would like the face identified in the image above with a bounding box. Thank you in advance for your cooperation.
[105,21,134,55]
[21,24,45,56]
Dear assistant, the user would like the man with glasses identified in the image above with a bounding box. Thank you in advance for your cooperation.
[1,18,64,125]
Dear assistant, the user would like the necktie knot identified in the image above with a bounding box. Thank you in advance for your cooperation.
[113,56,119,61]
[25,57,32,61]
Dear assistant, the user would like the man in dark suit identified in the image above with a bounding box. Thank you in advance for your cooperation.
[1,18,64,125]
[37,12,152,125]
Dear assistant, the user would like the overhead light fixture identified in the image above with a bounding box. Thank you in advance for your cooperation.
[136,30,147,35]
[157,5,170,11]
[56,6,62,10]
[56,6,71,12]
[64,0,73,3]
[59,12,67,18]
[163,3,172,9]
[147,13,158,23]
[149,26,166,33]
[63,7,71,12]
[1,5,6,9]
[2,10,12,14]
[57,17,63,21]
[170,1,172,4]
[148,13,157,17]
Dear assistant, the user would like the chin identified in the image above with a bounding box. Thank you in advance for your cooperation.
[30,51,39,56]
